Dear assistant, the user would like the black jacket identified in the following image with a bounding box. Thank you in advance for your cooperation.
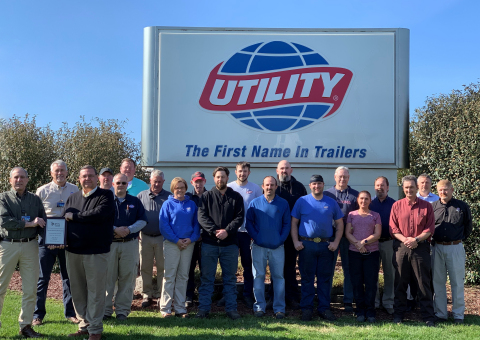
[198,187,244,247]
[275,175,307,211]
[65,188,115,254]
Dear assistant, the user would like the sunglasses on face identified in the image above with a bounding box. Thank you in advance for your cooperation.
[116,182,127,185]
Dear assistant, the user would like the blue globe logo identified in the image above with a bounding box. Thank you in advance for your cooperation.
[220,41,332,132]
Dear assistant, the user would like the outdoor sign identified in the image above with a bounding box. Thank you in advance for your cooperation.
[142,27,409,168]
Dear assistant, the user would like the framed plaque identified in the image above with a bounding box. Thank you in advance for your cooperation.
[45,217,67,246]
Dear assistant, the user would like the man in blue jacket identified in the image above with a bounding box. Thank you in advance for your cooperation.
[104,173,147,321]
[246,176,291,319]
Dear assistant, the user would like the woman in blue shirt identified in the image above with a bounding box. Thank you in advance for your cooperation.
[159,177,200,318]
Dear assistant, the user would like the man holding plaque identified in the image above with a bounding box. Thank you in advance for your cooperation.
[104,173,147,321]
[64,165,115,340]
[0,167,47,338]
[33,160,79,326]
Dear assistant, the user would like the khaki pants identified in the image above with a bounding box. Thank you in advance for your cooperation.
[432,243,466,319]
[160,240,195,314]
[0,239,39,330]
[66,251,108,335]
[375,239,395,309]
[139,233,164,299]
[105,240,139,317]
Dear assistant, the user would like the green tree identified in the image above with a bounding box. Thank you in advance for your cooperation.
[55,117,147,184]
[0,115,56,192]
[0,115,147,191]
[408,82,480,283]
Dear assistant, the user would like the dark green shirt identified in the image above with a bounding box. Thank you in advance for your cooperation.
[0,189,46,239]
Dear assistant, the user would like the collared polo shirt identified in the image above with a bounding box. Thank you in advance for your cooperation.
[417,192,439,203]
[432,198,472,242]
[36,181,79,217]
[370,196,396,239]
[291,194,343,239]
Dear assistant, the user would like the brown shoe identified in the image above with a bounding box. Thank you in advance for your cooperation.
[88,334,102,340]
[68,329,89,337]
[161,312,173,318]
[32,318,43,326]
[175,313,189,318]
[19,325,43,338]
[67,316,81,324]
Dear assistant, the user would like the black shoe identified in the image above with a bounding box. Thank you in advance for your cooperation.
[243,295,255,309]
[367,317,376,323]
[425,321,435,327]
[254,311,265,317]
[454,319,464,325]
[116,314,127,321]
[19,325,43,338]
[301,309,313,321]
[216,296,225,307]
[266,298,274,310]
[195,310,210,319]
[275,312,286,320]
[286,298,301,310]
[141,297,153,308]
[318,310,336,321]
[185,296,193,308]
[356,315,365,322]
[226,311,241,320]
[344,303,354,313]
[103,315,112,321]
[393,316,403,324]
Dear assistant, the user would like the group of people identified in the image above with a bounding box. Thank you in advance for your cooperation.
[0,159,472,339]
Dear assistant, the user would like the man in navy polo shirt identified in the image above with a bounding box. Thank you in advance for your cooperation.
[291,175,344,322]
[104,173,147,321]
[369,176,396,315]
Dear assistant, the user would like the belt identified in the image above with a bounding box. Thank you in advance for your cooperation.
[2,236,37,243]
[435,240,462,245]
[300,236,329,243]
[112,238,136,243]
[379,237,392,243]
[142,233,162,237]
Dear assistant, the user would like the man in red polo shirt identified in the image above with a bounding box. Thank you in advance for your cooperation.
[389,175,435,326]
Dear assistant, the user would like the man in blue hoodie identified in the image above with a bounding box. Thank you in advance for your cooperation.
[246,176,291,319]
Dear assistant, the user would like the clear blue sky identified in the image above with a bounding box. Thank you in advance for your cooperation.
[1,0,478,142]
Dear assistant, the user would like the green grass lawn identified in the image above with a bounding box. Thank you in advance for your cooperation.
[2,291,480,339]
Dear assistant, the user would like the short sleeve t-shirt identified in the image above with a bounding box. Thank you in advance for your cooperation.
[291,194,344,238]
[228,181,263,232]
[347,210,381,252]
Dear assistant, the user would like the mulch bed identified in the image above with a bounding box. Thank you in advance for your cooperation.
[8,266,480,321]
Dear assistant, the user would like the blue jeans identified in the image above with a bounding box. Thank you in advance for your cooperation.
[299,240,334,312]
[330,236,353,303]
[34,246,75,319]
[198,243,238,312]
[252,243,285,313]
[238,232,253,298]
[349,250,380,318]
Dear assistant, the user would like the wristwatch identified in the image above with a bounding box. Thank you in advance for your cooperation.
[415,237,420,243]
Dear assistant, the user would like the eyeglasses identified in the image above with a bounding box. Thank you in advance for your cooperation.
[115,182,127,185]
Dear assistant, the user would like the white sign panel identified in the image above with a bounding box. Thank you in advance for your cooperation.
[142,27,409,168]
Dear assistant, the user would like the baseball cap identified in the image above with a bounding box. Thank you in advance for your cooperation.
[99,167,113,176]
[310,175,324,183]
[191,171,206,182]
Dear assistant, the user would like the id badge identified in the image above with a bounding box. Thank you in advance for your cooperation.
[57,201,65,208]
[21,216,31,222]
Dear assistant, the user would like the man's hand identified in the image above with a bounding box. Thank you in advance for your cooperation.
[65,212,74,221]
[26,217,46,228]
[404,237,418,249]
[215,229,228,240]
[47,245,67,250]
[182,238,192,248]
[328,241,339,252]
[293,240,304,251]
[114,227,130,238]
